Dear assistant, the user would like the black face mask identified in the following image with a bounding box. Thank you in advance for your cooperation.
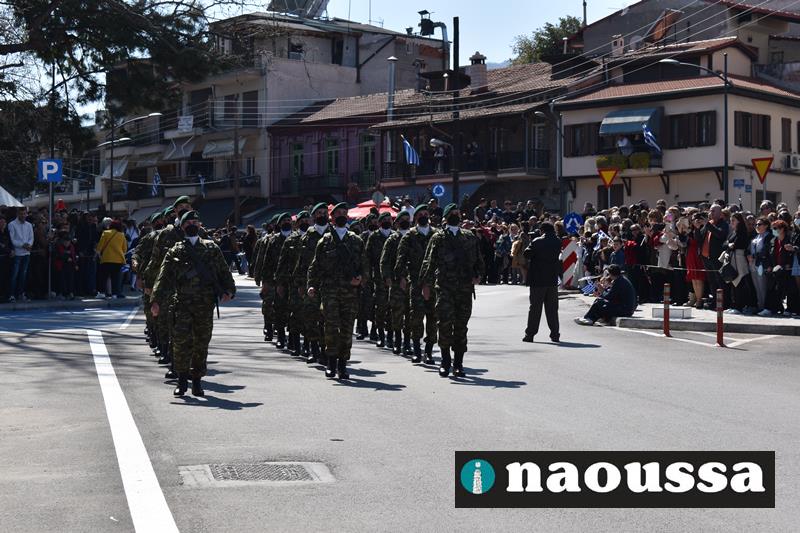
[280,223,292,232]
[447,214,461,226]
[315,216,328,226]
[368,225,377,232]
[299,222,310,232]
[58,231,69,239]
[380,221,392,230]
[334,215,348,228]
[398,219,411,230]
[417,216,429,227]
[184,225,199,237]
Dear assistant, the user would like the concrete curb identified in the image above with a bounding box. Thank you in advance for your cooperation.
[0,296,142,313]
[616,317,800,336]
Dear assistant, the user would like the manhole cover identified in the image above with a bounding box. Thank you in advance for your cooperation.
[180,462,334,487]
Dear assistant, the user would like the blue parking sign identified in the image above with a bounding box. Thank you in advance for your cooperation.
[37,159,63,183]
[432,183,446,198]
[563,212,584,235]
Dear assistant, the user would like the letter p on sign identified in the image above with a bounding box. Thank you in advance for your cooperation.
[37,159,63,183]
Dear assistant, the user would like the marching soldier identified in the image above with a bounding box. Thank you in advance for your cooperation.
[294,203,329,365]
[260,213,292,351]
[307,203,368,379]
[276,210,311,357]
[420,204,484,377]
[381,210,412,356]
[253,214,277,342]
[396,204,438,364]
[356,214,378,341]
[365,212,392,348]
[132,210,164,353]
[151,211,235,397]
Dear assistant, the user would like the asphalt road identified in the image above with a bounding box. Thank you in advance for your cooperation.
[1,277,799,532]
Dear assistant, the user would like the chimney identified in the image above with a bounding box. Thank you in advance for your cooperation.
[611,34,625,57]
[467,51,488,94]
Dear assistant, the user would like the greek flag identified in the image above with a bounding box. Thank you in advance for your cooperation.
[199,174,206,198]
[594,229,610,251]
[642,123,661,153]
[151,169,161,197]
[402,136,420,166]
[581,280,597,296]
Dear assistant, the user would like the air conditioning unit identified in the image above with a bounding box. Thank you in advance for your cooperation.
[786,154,800,171]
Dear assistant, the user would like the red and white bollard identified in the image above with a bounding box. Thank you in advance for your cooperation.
[663,283,671,337]
[716,289,725,347]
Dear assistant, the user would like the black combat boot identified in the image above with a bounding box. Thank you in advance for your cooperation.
[403,334,412,356]
[264,323,273,342]
[276,327,287,350]
[157,344,171,365]
[173,374,189,396]
[392,331,402,355]
[438,347,452,377]
[302,337,310,357]
[164,363,177,379]
[423,342,435,365]
[411,339,422,363]
[453,351,465,378]
[337,357,350,380]
[191,377,204,397]
[385,329,394,350]
[369,323,378,342]
[355,320,366,340]
[325,356,337,378]
[376,328,386,348]
[307,342,320,364]
[149,330,159,351]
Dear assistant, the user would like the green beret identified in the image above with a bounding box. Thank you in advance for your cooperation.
[297,210,310,219]
[163,206,175,217]
[365,213,377,222]
[179,210,199,226]
[148,212,161,223]
[276,212,291,224]
[442,203,458,219]
[415,204,429,213]
[312,202,328,214]
[172,195,191,208]
[396,210,411,220]
[268,214,280,225]
[378,211,392,221]
[332,202,348,212]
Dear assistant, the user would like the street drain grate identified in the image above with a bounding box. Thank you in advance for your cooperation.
[180,462,334,487]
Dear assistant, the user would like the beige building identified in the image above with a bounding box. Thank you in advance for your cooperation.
[556,38,800,212]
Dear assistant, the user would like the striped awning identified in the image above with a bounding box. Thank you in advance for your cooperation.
[599,107,662,136]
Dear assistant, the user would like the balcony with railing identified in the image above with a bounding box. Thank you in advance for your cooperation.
[393,148,551,180]
[274,173,347,196]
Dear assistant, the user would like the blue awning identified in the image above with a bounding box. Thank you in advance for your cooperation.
[599,107,662,136]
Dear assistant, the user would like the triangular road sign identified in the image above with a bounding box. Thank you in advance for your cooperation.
[752,156,773,184]
[597,167,619,189]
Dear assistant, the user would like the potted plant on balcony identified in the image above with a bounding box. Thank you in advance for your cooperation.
[595,154,628,170]
[629,152,651,170]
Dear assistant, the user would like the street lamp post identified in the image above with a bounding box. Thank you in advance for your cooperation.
[660,53,729,204]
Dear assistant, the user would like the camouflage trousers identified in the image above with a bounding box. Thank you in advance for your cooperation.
[156,295,175,348]
[320,285,359,360]
[409,283,437,343]
[143,291,154,332]
[300,291,323,343]
[434,285,473,353]
[274,284,289,329]
[287,285,303,336]
[172,301,214,378]
[357,283,374,323]
[260,285,275,326]
[373,281,390,330]
[388,284,410,333]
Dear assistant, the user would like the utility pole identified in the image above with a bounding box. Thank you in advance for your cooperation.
[233,95,241,226]
[451,16,461,204]
[48,61,56,300]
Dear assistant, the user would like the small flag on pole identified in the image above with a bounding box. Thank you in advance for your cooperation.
[199,174,206,198]
[151,169,161,197]
[642,123,661,153]
[402,135,420,166]
[594,229,610,251]
[581,280,597,296]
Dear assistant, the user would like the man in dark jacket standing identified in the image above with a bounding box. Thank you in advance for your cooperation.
[699,204,730,308]
[522,222,562,343]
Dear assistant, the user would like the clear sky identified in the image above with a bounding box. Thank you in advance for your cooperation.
[324,0,632,64]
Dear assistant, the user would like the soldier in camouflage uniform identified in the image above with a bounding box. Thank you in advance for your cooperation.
[132,211,164,353]
[380,210,412,356]
[276,210,311,357]
[152,211,236,397]
[365,211,392,348]
[253,215,277,342]
[356,214,378,341]
[396,204,438,364]
[307,202,369,379]
[143,196,193,376]
[420,204,484,377]
[294,203,329,365]
[259,212,292,350]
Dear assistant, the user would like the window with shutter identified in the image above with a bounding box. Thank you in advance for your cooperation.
[782,118,791,152]
[564,125,575,157]
[762,115,771,150]
[734,111,743,146]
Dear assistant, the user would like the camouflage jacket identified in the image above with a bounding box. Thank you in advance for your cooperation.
[257,232,288,285]
[380,231,404,283]
[142,224,184,288]
[420,228,484,289]
[365,230,390,281]
[131,230,157,274]
[252,233,272,284]
[293,226,326,290]
[275,231,302,286]
[308,229,368,290]
[152,239,236,306]
[396,227,436,285]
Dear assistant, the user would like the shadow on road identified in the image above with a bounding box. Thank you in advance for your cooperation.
[550,341,601,348]
[171,395,263,410]
[333,377,407,392]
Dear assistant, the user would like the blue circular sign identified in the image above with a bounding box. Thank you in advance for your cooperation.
[432,183,445,198]
[460,459,496,494]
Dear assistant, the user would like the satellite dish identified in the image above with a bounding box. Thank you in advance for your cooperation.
[267,0,330,19]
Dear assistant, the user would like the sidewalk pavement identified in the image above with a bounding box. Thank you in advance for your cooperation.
[0,294,142,313]
[569,294,800,336]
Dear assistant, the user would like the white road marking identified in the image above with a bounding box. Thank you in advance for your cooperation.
[120,306,141,330]
[611,327,715,347]
[86,330,178,533]
[728,335,776,348]
[611,327,777,349]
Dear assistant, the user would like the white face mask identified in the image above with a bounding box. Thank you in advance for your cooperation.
[186,235,199,245]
